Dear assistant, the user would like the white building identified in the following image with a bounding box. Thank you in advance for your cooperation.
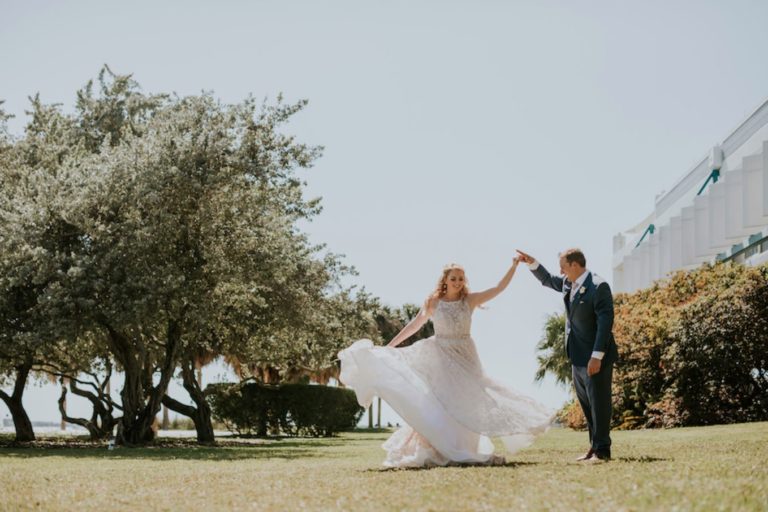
[613,99,768,293]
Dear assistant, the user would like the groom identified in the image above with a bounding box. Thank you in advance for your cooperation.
[517,248,618,462]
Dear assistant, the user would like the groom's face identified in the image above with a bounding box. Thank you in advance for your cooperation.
[559,256,583,283]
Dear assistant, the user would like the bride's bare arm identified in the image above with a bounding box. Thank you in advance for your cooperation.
[467,258,521,309]
[387,298,436,348]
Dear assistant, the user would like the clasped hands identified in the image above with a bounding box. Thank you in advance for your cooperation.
[515,249,534,265]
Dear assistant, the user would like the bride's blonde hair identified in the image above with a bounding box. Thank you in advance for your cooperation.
[424,263,469,309]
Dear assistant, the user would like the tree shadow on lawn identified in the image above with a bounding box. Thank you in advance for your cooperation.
[338,435,392,443]
[0,438,344,462]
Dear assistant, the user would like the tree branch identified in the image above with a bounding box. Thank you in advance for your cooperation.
[58,385,97,434]
[40,369,101,396]
[161,394,195,418]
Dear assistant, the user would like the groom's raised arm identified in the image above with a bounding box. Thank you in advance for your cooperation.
[530,262,565,292]
[516,250,564,292]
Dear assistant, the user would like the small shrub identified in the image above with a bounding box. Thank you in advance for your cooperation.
[556,399,587,430]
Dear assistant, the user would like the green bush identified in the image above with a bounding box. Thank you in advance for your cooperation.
[621,262,768,427]
[206,382,364,437]
[655,265,768,427]
[555,398,587,430]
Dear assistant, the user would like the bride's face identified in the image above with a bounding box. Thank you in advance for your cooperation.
[445,269,466,294]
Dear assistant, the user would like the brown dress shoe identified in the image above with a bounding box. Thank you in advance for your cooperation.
[576,448,595,461]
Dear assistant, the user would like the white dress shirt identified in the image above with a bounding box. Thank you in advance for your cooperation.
[528,261,604,361]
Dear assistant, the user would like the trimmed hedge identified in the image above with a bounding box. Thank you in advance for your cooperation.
[206,382,364,437]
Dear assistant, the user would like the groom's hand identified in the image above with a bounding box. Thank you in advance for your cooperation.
[516,249,534,264]
[587,357,602,377]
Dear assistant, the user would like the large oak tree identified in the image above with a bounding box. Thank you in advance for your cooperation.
[0,68,374,445]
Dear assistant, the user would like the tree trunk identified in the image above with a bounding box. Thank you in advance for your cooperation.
[60,378,68,431]
[368,403,374,429]
[117,357,157,445]
[161,357,215,444]
[106,318,181,446]
[162,405,170,430]
[0,361,35,442]
[162,394,215,444]
[3,397,35,442]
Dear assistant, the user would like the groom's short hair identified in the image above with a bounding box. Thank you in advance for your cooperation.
[561,248,586,268]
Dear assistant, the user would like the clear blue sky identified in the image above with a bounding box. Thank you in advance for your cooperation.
[2,0,768,425]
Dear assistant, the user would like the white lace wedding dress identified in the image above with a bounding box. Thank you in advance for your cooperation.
[338,297,553,468]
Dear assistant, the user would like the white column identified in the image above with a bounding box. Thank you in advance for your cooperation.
[693,195,711,261]
[708,180,728,251]
[613,262,625,294]
[681,206,696,267]
[669,215,683,271]
[628,251,641,293]
[637,243,651,290]
[742,153,768,228]
[724,169,750,241]
[762,141,768,218]
[613,233,626,253]
[648,231,661,284]
[658,224,672,279]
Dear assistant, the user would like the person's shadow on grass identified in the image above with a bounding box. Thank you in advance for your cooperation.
[366,461,540,472]
[614,455,670,463]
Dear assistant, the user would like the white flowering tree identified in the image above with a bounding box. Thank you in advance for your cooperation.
[0,68,377,445]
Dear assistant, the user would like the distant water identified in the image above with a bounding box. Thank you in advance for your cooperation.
[0,426,231,437]
[1,425,87,435]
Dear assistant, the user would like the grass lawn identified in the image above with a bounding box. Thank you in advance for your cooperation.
[0,422,766,511]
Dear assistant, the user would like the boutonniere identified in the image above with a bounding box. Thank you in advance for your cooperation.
[579,286,586,295]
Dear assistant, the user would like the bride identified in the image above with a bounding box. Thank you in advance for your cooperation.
[338,257,553,468]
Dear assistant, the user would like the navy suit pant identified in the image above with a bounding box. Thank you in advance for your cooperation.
[572,362,613,456]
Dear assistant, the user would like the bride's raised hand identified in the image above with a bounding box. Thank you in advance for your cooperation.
[467,260,520,309]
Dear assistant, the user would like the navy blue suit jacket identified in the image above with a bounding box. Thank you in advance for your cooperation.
[532,264,618,367]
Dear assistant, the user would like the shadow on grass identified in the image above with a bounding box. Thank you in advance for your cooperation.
[366,461,540,472]
[338,436,391,443]
[351,428,393,434]
[615,455,671,463]
[0,437,345,461]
